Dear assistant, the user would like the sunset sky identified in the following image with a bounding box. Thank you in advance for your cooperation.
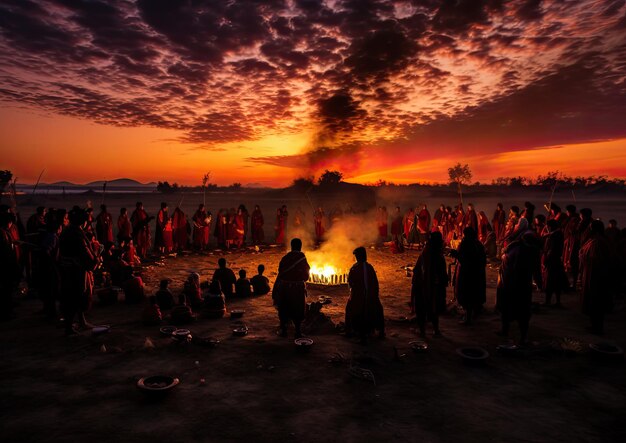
[1,0,625,186]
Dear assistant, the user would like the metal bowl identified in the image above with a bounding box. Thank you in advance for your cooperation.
[232,326,248,337]
[409,340,429,353]
[589,343,624,362]
[294,337,314,352]
[92,325,110,336]
[172,329,192,341]
[230,309,245,319]
[456,346,489,364]
[137,375,179,397]
[159,326,177,337]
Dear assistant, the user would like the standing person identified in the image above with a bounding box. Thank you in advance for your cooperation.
[273,238,310,338]
[117,207,131,244]
[377,206,388,244]
[214,209,227,249]
[0,209,21,321]
[462,203,478,233]
[417,204,431,245]
[408,207,420,246]
[130,202,151,258]
[541,219,566,307]
[579,220,615,335]
[314,207,326,243]
[411,232,447,337]
[453,227,487,325]
[59,208,98,335]
[275,207,286,245]
[497,227,541,345]
[454,204,465,238]
[521,201,536,224]
[95,204,113,245]
[492,203,506,243]
[212,258,237,298]
[232,207,245,249]
[38,216,62,319]
[171,206,188,251]
[562,205,580,290]
[226,208,236,249]
[192,204,211,250]
[390,206,403,243]
[155,202,169,254]
[403,207,415,244]
[503,206,520,248]
[238,204,250,243]
[432,204,445,232]
[477,211,490,243]
[250,205,264,244]
[345,246,385,342]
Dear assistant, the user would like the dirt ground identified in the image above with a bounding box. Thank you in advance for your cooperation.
[2,242,626,443]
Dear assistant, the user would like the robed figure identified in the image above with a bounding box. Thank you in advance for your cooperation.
[273,238,310,338]
[95,205,113,245]
[192,204,211,250]
[130,202,151,258]
[171,207,188,251]
[411,232,447,336]
[251,205,264,244]
[314,208,326,243]
[453,227,486,325]
[345,246,385,341]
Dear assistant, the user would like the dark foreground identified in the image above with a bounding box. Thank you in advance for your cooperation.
[1,247,626,443]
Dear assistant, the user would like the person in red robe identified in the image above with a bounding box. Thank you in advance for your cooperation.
[250,205,264,244]
[377,206,388,243]
[155,202,169,254]
[192,204,211,250]
[502,205,520,249]
[390,206,403,243]
[130,202,151,258]
[492,203,506,243]
[345,246,385,342]
[432,204,445,233]
[411,231,447,337]
[275,207,287,245]
[117,207,131,244]
[214,209,228,249]
[0,209,21,320]
[403,208,415,244]
[238,204,249,243]
[462,203,478,233]
[477,211,490,243]
[171,207,188,251]
[314,207,326,243]
[226,208,236,249]
[232,207,245,248]
[273,238,310,338]
[579,220,616,334]
[95,204,114,246]
[562,205,579,290]
[454,204,465,238]
[417,204,431,245]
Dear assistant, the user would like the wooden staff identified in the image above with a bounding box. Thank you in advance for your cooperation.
[32,169,45,195]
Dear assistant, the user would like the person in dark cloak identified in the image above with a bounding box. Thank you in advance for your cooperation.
[59,207,99,335]
[541,219,566,307]
[345,246,385,342]
[38,215,62,319]
[251,205,265,244]
[0,209,21,321]
[212,257,237,298]
[235,269,252,297]
[562,205,580,290]
[411,232,447,337]
[579,220,615,334]
[497,227,541,345]
[452,227,487,325]
[250,264,271,295]
[95,204,114,246]
[492,203,506,243]
[273,238,310,338]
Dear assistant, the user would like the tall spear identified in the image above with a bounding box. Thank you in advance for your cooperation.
[102,180,107,205]
[32,169,45,195]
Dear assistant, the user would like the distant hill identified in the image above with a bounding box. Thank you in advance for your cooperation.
[85,178,155,187]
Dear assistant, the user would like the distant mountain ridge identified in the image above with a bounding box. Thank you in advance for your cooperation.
[36,178,156,187]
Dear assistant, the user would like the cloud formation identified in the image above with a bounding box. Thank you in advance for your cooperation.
[1,0,625,177]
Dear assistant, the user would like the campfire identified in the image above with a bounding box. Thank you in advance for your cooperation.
[309,263,348,286]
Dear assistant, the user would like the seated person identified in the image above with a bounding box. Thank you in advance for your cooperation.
[250,264,271,295]
[107,249,134,287]
[142,296,162,325]
[171,294,194,325]
[183,272,203,309]
[212,258,236,298]
[124,274,145,304]
[155,279,175,310]
[235,269,252,298]
[204,280,226,317]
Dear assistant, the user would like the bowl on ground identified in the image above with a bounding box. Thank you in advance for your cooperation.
[137,375,179,397]
[294,337,314,352]
[91,325,110,336]
[233,326,249,337]
[172,328,192,342]
[159,325,177,337]
[589,342,624,363]
[409,340,428,353]
[456,346,489,364]
[230,309,245,319]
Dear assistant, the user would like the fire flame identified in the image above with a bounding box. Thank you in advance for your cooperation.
[309,263,348,285]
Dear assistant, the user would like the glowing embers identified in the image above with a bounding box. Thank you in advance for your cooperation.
[309,263,348,286]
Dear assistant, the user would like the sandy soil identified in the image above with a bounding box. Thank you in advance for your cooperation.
[2,242,626,443]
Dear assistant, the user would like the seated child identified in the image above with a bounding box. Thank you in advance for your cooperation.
[203,280,226,318]
[171,294,194,325]
[142,296,162,325]
[250,264,271,295]
[155,279,175,310]
[183,272,203,309]
[235,269,252,298]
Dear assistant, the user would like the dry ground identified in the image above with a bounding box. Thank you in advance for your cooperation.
[2,243,626,443]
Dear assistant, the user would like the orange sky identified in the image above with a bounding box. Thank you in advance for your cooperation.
[1,1,625,187]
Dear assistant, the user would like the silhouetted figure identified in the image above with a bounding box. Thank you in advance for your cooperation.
[0,209,20,321]
[453,227,486,325]
[95,204,113,245]
[541,219,566,307]
[346,246,385,342]
[251,205,264,244]
[273,238,310,338]
[130,202,151,258]
[212,258,236,298]
[250,264,271,295]
[117,207,131,244]
[411,232,447,337]
[155,279,175,311]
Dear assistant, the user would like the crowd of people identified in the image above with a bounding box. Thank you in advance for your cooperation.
[0,198,624,344]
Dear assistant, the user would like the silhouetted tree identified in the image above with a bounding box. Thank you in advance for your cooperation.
[448,163,472,205]
[0,170,12,199]
[318,170,343,187]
